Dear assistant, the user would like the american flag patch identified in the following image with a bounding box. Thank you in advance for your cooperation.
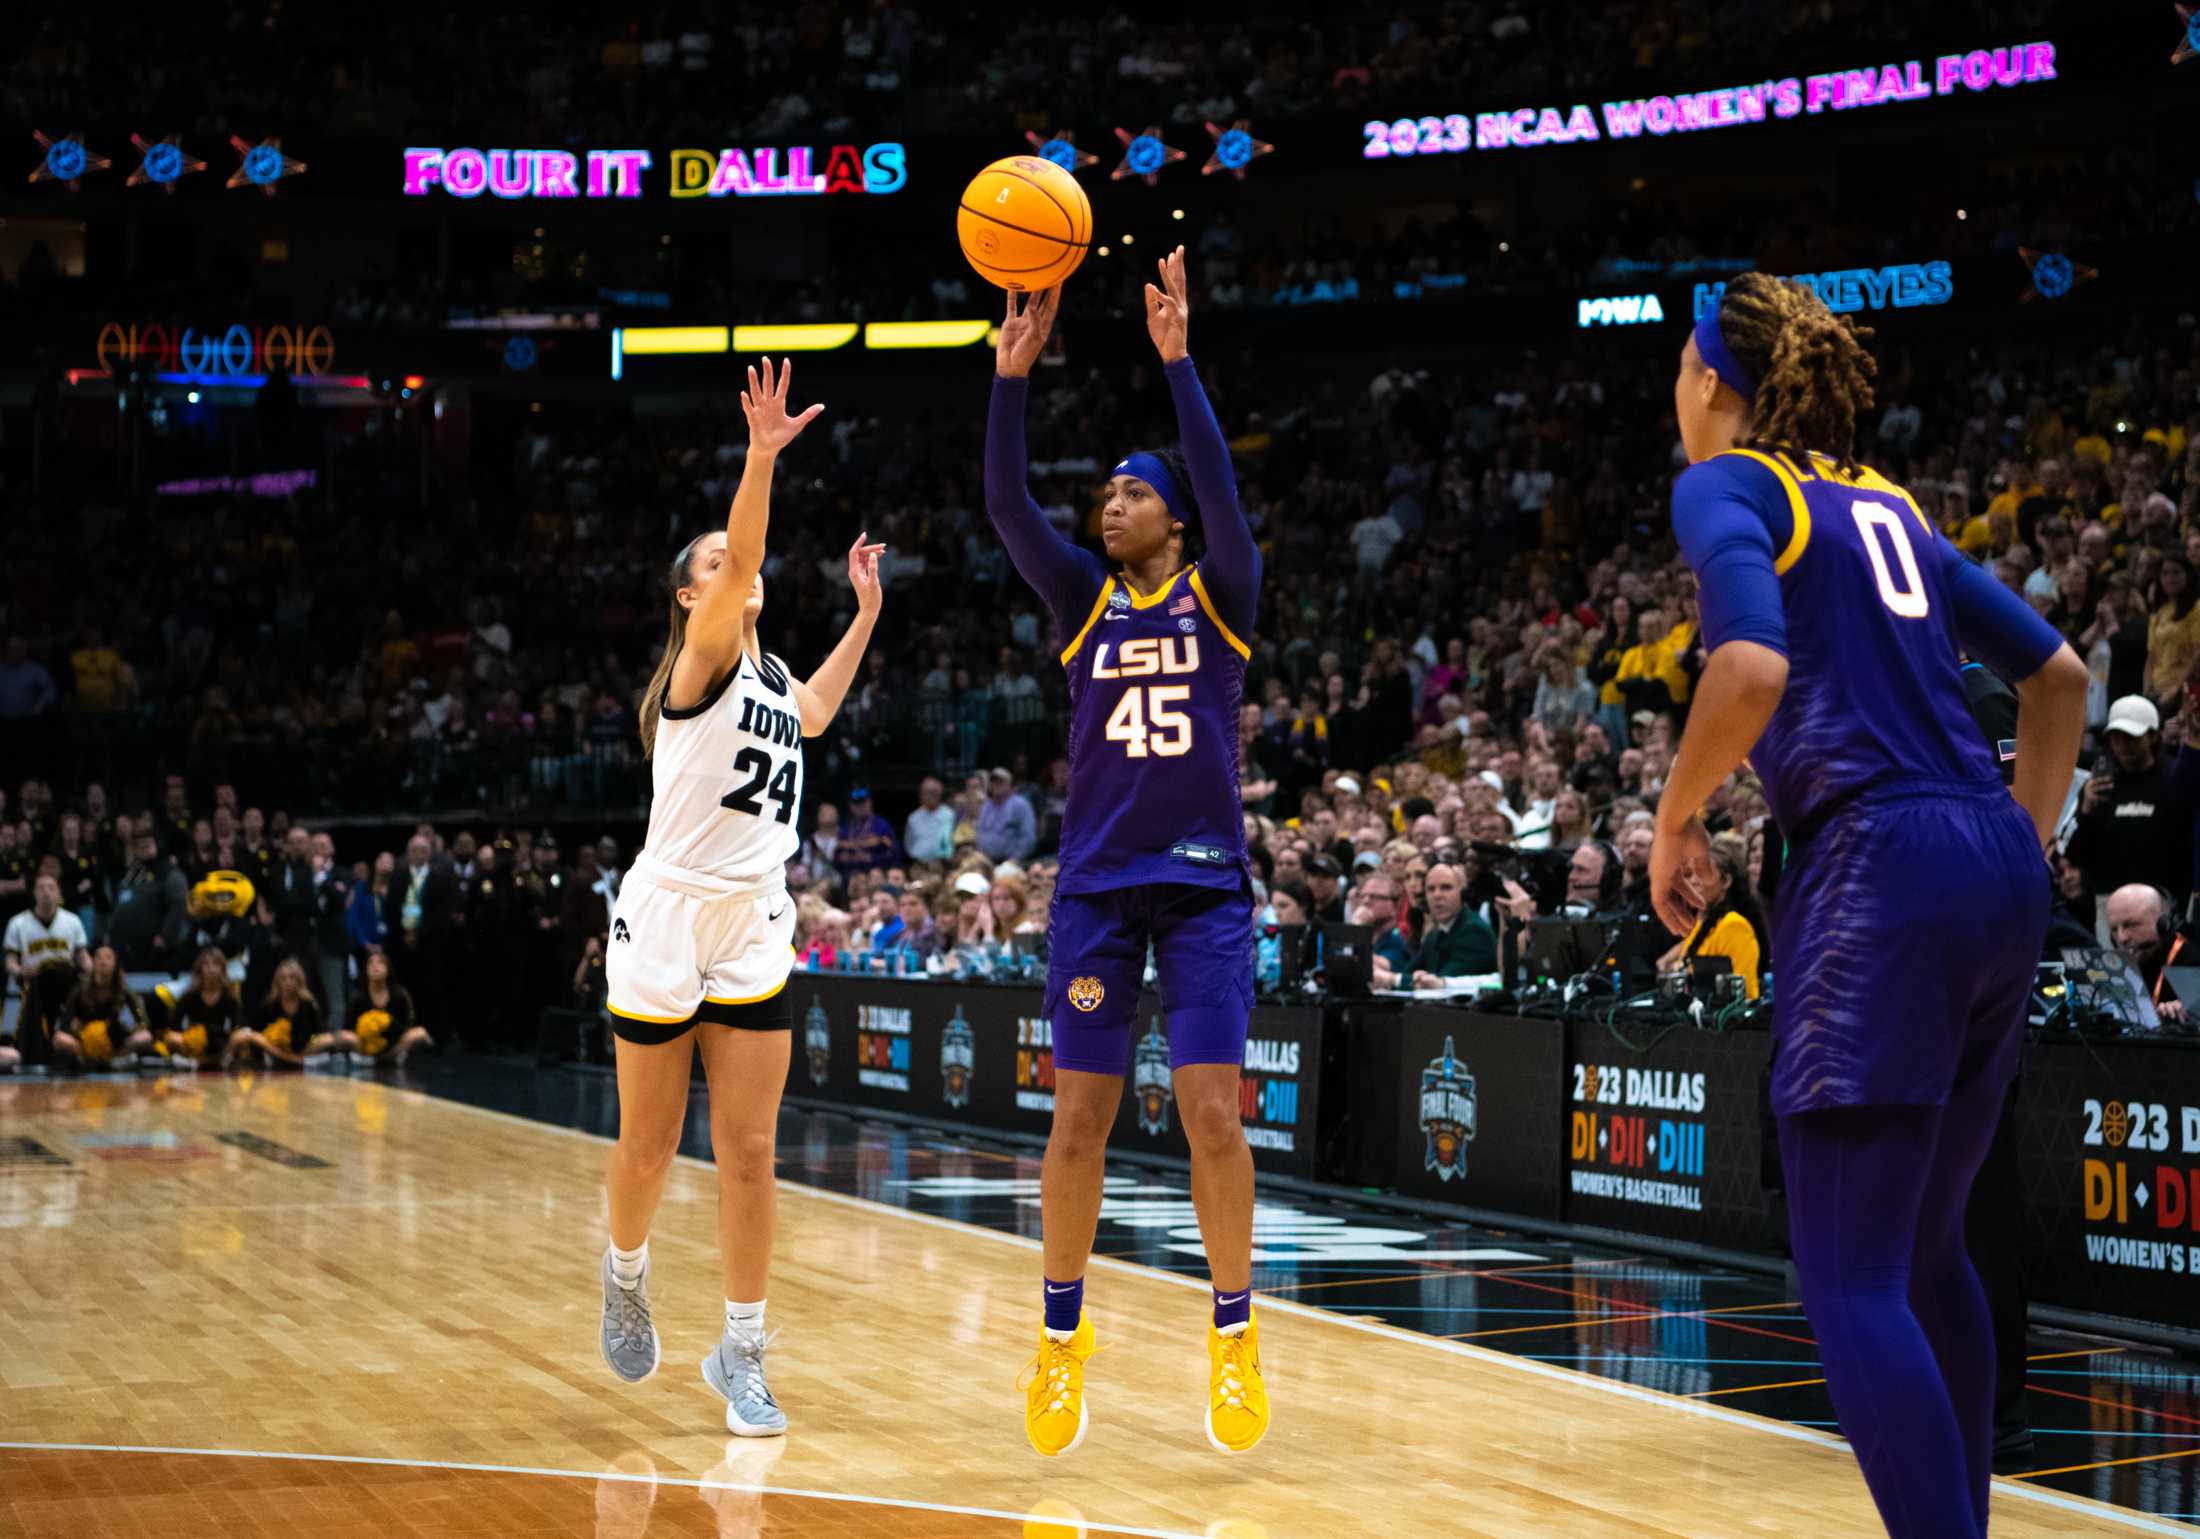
[1169,593,1197,616]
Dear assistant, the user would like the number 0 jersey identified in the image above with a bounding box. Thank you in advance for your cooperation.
[1671,447,2063,838]
[1055,564,1249,895]
[643,650,805,885]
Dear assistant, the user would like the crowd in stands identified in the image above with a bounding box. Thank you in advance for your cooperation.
[0,773,643,1071]
[11,279,2200,1040]
[5,2,2093,146]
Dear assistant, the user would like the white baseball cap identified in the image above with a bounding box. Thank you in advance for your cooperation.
[1333,774,1362,796]
[2105,696,2161,737]
[952,871,992,896]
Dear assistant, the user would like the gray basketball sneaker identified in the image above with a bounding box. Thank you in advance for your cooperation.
[599,1252,661,1383]
[701,1325,787,1436]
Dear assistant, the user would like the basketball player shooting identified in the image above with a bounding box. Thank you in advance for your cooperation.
[986,248,1269,1458]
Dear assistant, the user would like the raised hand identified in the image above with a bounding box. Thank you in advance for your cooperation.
[996,287,1060,379]
[741,356,824,455]
[1144,244,1189,363]
[846,532,887,616]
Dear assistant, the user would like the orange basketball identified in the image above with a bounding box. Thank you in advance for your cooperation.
[957,156,1091,292]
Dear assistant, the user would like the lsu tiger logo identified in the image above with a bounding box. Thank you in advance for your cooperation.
[1067,976,1105,1013]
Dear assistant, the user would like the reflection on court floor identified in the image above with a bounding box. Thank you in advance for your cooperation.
[0,1064,2189,1537]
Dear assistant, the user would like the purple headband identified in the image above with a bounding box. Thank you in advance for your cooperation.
[1693,301,1757,405]
[1113,451,1195,531]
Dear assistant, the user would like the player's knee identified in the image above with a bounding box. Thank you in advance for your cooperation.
[52,1032,80,1057]
[1049,1083,1117,1155]
[618,1118,683,1175]
[715,1128,775,1187]
[1177,1082,1245,1154]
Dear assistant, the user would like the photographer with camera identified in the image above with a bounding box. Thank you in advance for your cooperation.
[1466,839,1575,988]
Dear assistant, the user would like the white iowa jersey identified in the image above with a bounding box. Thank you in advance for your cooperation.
[5,907,87,971]
[644,650,804,884]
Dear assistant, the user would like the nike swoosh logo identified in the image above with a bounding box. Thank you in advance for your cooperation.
[768,905,788,923]
[1214,1292,1249,1306]
[1045,1283,1079,1295]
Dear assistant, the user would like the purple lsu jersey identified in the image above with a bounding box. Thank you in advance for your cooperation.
[1053,563,1250,896]
[1680,448,2003,836]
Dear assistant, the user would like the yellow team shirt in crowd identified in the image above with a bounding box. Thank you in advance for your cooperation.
[69,645,126,710]
[2148,603,2200,699]
[1683,911,1761,999]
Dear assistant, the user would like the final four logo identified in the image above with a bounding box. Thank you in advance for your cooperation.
[940,1003,975,1109]
[1133,1021,1173,1136]
[803,995,831,1087]
[1418,1035,1478,1182]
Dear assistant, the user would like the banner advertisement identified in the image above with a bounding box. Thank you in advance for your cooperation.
[1562,1021,1774,1249]
[1106,1002,1325,1181]
[783,977,1324,1175]
[2015,1041,2200,1324]
[1391,1010,1566,1216]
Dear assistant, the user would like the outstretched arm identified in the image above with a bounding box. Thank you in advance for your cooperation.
[792,534,887,736]
[1148,245,1258,636]
[687,358,823,672]
[987,288,1108,627]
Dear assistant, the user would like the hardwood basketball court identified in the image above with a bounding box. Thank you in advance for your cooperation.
[0,1072,2178,1536]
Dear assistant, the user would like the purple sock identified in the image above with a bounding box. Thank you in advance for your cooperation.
[1043,1275,1084,1335]
[1213,1286,1252,1332]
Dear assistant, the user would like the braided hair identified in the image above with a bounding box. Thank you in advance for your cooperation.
[1717,272,1879,475]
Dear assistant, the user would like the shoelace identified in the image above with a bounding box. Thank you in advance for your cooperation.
[1213,1334,1253,1413]
[1024,1338,1080,1418]
[723,1327,780,1406]
[605,1281,652,1349]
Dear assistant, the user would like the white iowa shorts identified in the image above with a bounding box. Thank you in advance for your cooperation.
[605,871,797,1044]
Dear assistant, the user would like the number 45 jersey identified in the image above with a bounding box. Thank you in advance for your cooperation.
[1055,564,1250,896]
[644,650,805,883]
[1670,447,2062,839]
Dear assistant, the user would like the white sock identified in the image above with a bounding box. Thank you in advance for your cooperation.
[609,1240,648,1289]
[726,1298,765,1336]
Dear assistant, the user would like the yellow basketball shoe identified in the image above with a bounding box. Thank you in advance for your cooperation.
[1205,1310,1269,1455]
[1022,1314,1098,1457]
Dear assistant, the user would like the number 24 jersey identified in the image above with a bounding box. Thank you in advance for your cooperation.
[645,650,804,883]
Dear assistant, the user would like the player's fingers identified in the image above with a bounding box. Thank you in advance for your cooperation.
[779,358,792,397]
[794,403,824,426]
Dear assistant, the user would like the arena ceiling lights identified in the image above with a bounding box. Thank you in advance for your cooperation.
[611,320,996,379]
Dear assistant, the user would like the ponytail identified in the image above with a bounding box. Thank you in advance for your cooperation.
[1717,272,1879,474]
[638,536,704,758]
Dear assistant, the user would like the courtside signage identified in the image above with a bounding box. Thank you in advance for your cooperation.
[402,143,906,198]
[1362,42,2056,157]
[1693,260,1953,318]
